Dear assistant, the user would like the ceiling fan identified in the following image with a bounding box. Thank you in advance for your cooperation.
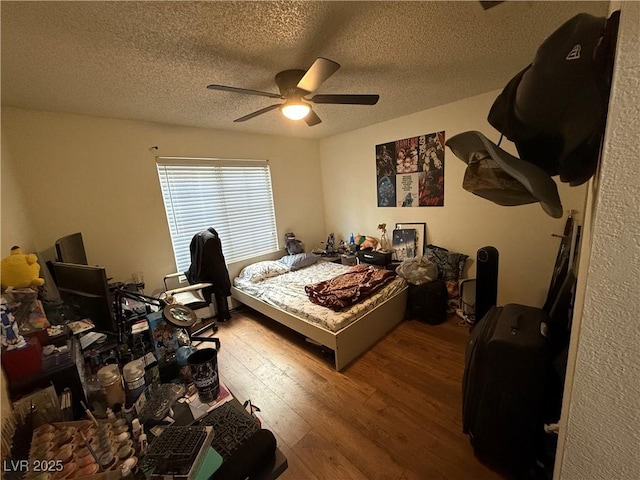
[206,57,379,127]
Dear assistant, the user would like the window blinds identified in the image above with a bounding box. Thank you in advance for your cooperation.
[156,158,279,273]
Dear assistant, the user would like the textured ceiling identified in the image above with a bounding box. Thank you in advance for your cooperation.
[1,1,609,139]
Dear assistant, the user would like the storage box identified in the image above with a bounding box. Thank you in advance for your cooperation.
[42,344,72,371]
[1,336,42,381]
[356,250,392,267]
[341,254,357,266]
[25,325,69,348]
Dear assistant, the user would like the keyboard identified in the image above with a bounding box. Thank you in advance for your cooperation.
[196,401,260,460]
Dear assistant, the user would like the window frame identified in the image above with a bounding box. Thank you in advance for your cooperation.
[156,156,280,273]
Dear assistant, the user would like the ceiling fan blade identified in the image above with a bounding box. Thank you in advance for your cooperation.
[207,84,283,100]
[296,57,340,93]
[311,94,380,105]
[304,109,322,127]
[234,104,281,122]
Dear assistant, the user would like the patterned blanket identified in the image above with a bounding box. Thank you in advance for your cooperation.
[304,264,396,311]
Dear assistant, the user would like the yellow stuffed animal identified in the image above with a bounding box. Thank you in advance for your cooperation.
[1,246,45,290]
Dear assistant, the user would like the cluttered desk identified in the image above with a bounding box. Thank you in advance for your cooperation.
[3,284,287,480]
[8,379,287,480]
[3,298,288,480]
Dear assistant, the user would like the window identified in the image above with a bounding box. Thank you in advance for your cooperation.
[156,157,279,273]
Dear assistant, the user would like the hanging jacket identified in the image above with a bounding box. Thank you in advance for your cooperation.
[186,227,232,296]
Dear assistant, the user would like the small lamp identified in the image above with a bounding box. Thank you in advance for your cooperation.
[162,304,198,329]
[162,303,220,350]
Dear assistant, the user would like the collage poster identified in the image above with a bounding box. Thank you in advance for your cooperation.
[375,131,445,207]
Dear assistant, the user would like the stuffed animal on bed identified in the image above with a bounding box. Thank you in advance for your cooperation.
[355,234,378,250]
[284,232,305,255]
[0,246,45,290]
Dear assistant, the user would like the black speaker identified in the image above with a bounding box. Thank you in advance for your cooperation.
[475,246,499,322]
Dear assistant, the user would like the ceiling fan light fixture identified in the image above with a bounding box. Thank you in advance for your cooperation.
[281,102,311,120]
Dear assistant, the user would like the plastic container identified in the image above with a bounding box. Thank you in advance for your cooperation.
[123,359,146,402]
[142,354,160,393]
[106,408,116,422]
[85,374,107,418]
[122,402,135,427]
[121,464,133,479]
[138,433,148,456]
[131,419,142,442]
[97,364,126,409]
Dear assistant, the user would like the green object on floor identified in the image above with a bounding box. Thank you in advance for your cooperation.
[194,447,224,479]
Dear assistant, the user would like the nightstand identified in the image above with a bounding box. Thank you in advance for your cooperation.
[317,255,342,264]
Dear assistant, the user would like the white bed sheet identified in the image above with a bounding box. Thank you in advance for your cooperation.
[233,261,407,333]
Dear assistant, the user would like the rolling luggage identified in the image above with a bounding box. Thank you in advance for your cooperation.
[462,304,551,470]
[406,280,448,325]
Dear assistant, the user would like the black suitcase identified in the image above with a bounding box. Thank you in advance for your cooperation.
[406,280,448,325]
[462,304,550,470]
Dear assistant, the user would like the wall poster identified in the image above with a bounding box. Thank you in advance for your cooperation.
[376,131,445,207]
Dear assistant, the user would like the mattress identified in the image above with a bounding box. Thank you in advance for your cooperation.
[233,261,407,333]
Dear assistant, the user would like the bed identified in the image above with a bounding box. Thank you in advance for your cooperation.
[230,259,408,371]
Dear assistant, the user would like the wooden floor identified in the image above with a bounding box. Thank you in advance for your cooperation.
[211,307,504,480]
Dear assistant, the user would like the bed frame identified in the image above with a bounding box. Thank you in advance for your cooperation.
[230,285,408,371]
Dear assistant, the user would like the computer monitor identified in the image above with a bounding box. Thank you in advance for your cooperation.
[52,262,116,334]
[55,232,88,265]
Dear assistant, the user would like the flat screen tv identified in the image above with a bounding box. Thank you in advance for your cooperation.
[55,232,88,265]
[52,262,116,334]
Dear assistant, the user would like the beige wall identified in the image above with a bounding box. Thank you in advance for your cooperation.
[557,2,640,478]
[1,108,325,294]
[2,94,588,308]
[1,132,37,254]
[318,91,587,307]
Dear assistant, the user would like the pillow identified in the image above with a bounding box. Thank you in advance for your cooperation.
[424,244,468,281]
[237,261,290,283]
[425,244,469,312]
[278,253,319,271]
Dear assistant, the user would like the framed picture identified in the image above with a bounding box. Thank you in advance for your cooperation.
[395,222,427,256]
[392,228,417,261]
